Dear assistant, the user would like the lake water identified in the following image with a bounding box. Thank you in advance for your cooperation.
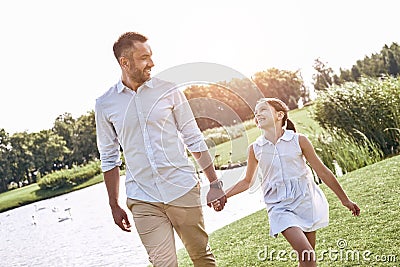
[0,167,265,267]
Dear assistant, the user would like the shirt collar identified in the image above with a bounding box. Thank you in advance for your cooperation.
[255,129,296,146]
[117,78,154,93]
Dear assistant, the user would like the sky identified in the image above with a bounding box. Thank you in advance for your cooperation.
[1,0,399,134]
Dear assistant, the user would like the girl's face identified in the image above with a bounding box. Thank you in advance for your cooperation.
[254,102,283,129]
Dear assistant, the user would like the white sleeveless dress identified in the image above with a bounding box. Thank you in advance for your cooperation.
[252,130,329,237]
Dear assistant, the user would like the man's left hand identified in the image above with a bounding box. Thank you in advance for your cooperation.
[207,187,227,211]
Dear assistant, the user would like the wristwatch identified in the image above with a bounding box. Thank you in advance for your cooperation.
[210,180,223,189]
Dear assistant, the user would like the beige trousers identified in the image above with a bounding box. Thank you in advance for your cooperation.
[127,185,216,267]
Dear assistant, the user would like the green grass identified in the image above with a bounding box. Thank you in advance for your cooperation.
[208,126,261,167]
[0,172,105,212]
[289,104,322,135]
[178,155,400,266]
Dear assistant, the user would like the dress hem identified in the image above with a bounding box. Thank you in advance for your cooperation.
[270,221,329,238]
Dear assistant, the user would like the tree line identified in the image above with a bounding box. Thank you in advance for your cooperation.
[313,42,400,91]
[184,68,308,131]
[0,112,98,192]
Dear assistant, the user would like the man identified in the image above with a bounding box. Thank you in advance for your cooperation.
[95,32,227,267]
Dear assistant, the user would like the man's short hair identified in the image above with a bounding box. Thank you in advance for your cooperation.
[113,32,148,61]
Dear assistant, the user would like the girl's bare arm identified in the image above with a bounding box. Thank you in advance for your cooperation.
[299,134,360,216]
[225,145,259,198]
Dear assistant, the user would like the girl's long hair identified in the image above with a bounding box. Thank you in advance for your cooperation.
[256,98,296,132]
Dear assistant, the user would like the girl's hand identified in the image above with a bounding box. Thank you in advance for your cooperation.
[211,199,222,212]
[207,186,227,211]
[342,200,361,216]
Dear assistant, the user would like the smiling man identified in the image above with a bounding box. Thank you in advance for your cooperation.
[95,32,226,267]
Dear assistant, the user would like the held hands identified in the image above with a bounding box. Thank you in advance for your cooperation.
[207,180,227,212]
[210,198,225,212]
[110,204,132,232]
[342,199,361,216]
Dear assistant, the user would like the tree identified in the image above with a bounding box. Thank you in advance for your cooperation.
[0,129,12,192]
[339,42,400,82]
[312,58,340,91]
[351,64,361,81]
[30,130,68,175]
[184,84,250,130]
[8,132,35,185]
[53,112,75,166]
[222,77,264,114]
[387,50,399,76]
[338,68,354,83]
[71,111,98,165]
[183,77,264,131]
[252,68,305,109]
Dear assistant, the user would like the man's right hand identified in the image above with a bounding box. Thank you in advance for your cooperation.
[111,205,132,232]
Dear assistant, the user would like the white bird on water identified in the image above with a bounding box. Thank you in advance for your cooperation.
[58,208,72,222]
[34,205,46,212]
[51,206,59,212]
[31,215,37,226]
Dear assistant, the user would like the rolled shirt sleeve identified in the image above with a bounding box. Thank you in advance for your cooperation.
[95,99,122,172]
[172,89,208,153]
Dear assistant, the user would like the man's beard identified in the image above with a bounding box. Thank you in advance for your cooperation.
[132,68,150,84]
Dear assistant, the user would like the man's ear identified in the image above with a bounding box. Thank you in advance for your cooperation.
[119,57,129,69]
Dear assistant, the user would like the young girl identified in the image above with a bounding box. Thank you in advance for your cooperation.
[213,98,360,267]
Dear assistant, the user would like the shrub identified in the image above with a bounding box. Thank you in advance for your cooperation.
[314,75,400,156]
[38,160,101,190]
[308,130,383,175]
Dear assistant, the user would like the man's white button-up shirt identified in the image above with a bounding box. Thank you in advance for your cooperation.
[95,78,208,203]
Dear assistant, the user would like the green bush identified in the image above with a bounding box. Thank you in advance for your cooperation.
[309,130,383,175]
[38,160,101,190]
[314,75,400,156]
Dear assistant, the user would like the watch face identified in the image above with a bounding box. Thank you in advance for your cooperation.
[211,180,223,189]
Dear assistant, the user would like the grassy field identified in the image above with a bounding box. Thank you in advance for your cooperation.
[289,105,323,134]
[0,172,105,212]
[178,154,400,266]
